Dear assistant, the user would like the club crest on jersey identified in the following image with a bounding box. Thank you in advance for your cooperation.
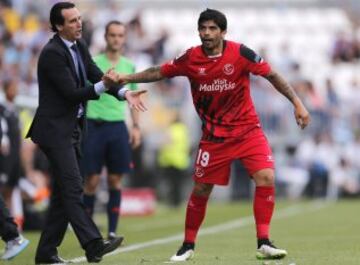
[198,67,206,75]
[195,166,204,178]
[223,63,234,75]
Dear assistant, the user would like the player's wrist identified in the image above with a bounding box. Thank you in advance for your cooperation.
[292,97,303,108]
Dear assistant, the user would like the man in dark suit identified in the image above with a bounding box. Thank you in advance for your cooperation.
[26,2,146,264]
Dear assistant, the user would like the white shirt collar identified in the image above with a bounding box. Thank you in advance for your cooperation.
[60,36,76,50]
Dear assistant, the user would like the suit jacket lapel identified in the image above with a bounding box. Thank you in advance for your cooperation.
[53,34,79,84]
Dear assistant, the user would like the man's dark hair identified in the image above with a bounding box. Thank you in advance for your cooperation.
[105,20,125,35]
[50,2,75,32]
[198,8,227,31]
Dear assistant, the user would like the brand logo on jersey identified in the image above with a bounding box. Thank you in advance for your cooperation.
[267,155,274,162]
[223,63,234,75]
[199,79,236,93]
[198,67,206,75]
[266,195,274,202]
[195,166,204,178]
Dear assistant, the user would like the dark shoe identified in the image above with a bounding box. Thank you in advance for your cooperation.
[35,255,70,264]
[85,236,124,263]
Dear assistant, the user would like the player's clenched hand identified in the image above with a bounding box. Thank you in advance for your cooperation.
[116,73,127,86]
[294,102,310,129]
[125,90,147,112]
[102,68,118,88]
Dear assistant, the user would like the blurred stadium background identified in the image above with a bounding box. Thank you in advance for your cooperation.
[0,0,360,264]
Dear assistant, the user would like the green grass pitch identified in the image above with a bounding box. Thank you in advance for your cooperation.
[1,200,359,265]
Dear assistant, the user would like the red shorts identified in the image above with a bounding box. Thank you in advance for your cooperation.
[192,128,274,185]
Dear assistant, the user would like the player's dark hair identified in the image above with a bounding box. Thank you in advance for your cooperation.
[50,2,75,32]
[105,20,125,36]
[198,8,227,31]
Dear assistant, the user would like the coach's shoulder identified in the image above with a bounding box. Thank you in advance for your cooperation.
[39,43,61,58]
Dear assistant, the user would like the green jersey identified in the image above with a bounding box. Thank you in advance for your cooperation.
[86,54,137,121]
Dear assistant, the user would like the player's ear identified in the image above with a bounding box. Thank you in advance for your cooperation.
[221,30,227,38]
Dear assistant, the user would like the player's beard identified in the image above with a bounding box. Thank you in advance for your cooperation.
[202,37,222,54]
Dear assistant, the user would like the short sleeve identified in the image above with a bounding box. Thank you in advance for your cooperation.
[239,44,271,76]
[160,49,190,78]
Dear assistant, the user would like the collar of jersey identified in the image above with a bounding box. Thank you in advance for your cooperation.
[207,53,222,58]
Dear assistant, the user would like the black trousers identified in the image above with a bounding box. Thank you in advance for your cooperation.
[35,125,101,258]
[0,194,19,242]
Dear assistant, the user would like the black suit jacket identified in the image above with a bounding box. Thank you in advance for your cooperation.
[27,34,117,147]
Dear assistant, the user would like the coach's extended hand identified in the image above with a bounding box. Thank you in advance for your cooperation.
[124,90,147,112]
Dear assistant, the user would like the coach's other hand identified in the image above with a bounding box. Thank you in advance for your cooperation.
[125,90,147,112]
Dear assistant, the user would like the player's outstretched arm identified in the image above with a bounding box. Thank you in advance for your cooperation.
[118,66,165,85]
[265,70,310,129]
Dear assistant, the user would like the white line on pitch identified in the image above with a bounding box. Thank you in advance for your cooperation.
[70,201,329,264]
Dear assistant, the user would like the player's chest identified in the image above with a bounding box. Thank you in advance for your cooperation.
[187,58,244,95]
[187,57,241,80]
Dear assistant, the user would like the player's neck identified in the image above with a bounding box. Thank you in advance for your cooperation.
[105,50,122,64]
[202,41,224,57]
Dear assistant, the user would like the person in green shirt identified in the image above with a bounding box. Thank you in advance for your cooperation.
[82,20,141,239]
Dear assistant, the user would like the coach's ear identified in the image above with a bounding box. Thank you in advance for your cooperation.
[56,24,63,32]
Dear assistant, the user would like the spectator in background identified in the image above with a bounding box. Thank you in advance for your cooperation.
[332,31,353,63]
[331,30,360,63]
[302,80,327,133]
[0,191,29,260]
[0,79,23,224]
[297,132,338,198]
[82,20,142,240]
[328,157,360,199]
[0,101,29,261]
[126,12,168,65]
[81,18,94,46]
[158,111,190,207]
[276,144,309,199]
[347,78,360,129]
